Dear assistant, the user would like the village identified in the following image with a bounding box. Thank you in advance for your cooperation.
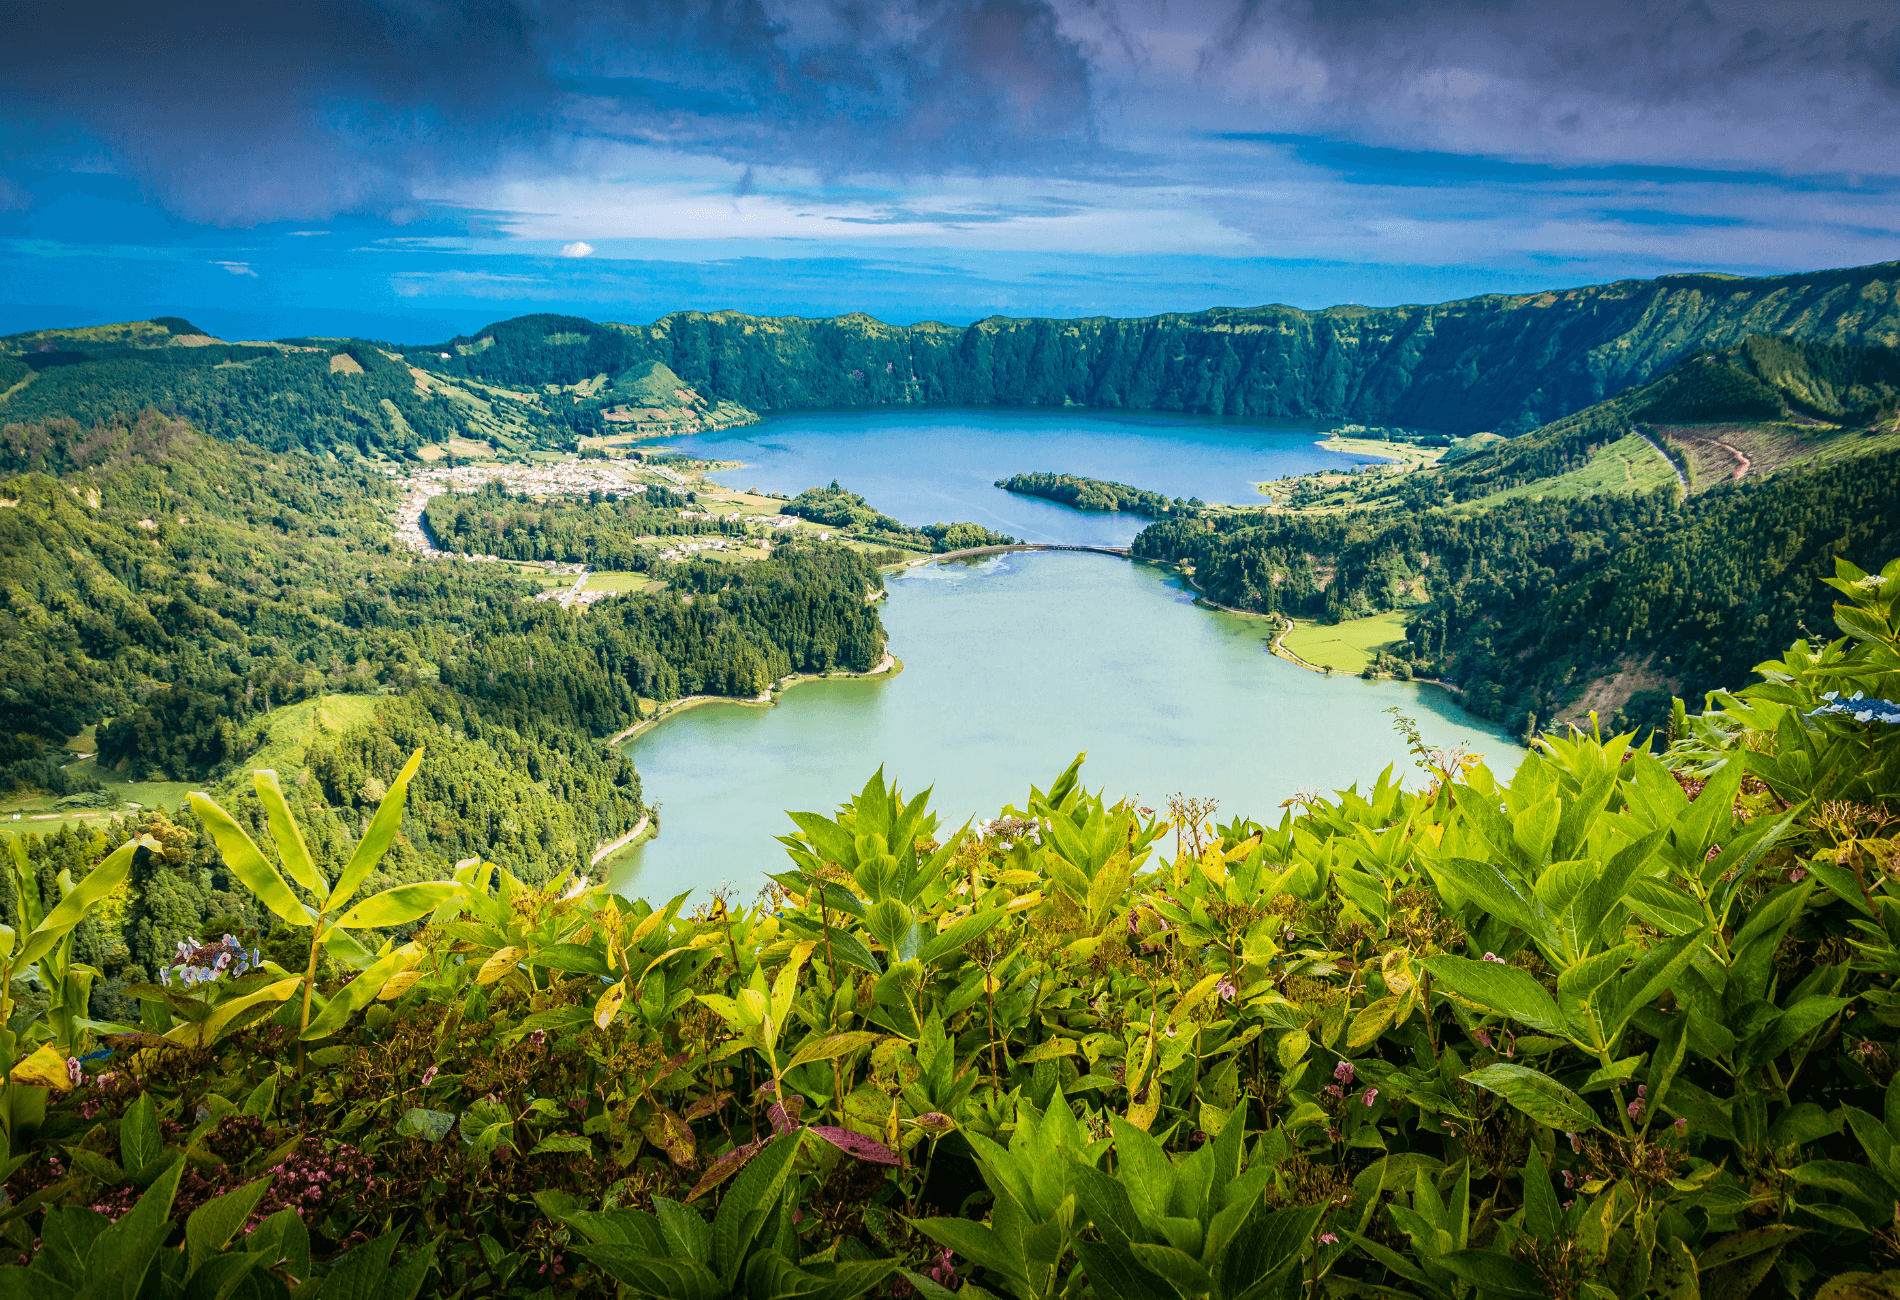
[384,454,817,607]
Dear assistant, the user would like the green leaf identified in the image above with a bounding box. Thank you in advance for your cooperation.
[15,837,144,968]
[254,769,326,896]
[527,943,612,976]
[396,1108,456,1142]
[87,1157,184,1294]
[711,1131,804,1284]
[529,1134,592,1156]
[1607,927,1709,1039]
[1522,1145,1558,1241]
[910,1218,1029,1287]
[785,1031,882,1072]
[325,747,424,912]
[563,1246,725,1300]
[652,1197,713,1264]
[242,1073,277,1120]
[1422,956,1569,1037]
[120,1092,162,1174]
[1435,1249,1544,1296]
[319,1228,438,1300]
[917,908,1006,967]
[1214,1204,1322,1300]
[190,793,311,927]
[301,943,414,1041]
[1463,1063,1598,1131]
[185,1174,273,1274]
[1074,1240,1175,1300]
[332,881,464,931]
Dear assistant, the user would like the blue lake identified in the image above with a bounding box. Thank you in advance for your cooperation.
[609,409,1516,903]
[668,407,1391,544]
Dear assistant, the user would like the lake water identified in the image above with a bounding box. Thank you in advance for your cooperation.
[608,408,1517,902]
[667,408,1394,545]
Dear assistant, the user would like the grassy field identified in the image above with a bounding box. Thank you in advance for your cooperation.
[584,571,666,593]
[1281,609,1415,674]
[241,695,382,778]
[3,726,197,835]
[1461,433,1679,510]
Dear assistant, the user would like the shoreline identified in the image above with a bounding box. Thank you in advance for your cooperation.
[604,650,902,747]
[589,814,652,867]
[1175,569,1463,697]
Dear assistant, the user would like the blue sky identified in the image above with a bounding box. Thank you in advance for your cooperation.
[4,0,1898,344]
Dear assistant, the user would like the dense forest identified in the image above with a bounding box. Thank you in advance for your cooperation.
[423,480,746,570]
[997,471,1202,518]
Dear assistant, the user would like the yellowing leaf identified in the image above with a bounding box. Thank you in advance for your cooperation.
[477,946,527,985]
[1347,996,1400,1050]
[595,981,626,1030]
[10,1042,72,1092]
[378,970,424,1001]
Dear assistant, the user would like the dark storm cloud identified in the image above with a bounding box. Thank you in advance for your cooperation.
[1193,0,1900,171]
[0,0,1096,225]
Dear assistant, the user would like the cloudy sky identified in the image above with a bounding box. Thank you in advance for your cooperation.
[3,0,1897,342]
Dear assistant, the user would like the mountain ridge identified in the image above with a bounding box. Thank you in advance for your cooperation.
[408,259,1900,436]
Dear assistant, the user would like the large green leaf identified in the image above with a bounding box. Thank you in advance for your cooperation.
[1463,1063,1598,1131]
[185,1174,274,1274]
[1422,955,1570,1037]
[711,1131,804,1284]
[1435,1249,1544,1296]
[333,881,465,931]
[14,837,147,969]
[300,943,415,1041]
[190,793,311,927]
[917,907,1006,967]
[563,1248,725,1300]
[325,747,424,912]
[254,770,326,896]
[1608,927,1710,1039]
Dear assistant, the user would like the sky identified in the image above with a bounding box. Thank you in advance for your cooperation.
[3,0,1899,344]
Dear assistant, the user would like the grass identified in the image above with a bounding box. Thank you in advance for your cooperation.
[239,695,383,782]
[1315,436,1448,473]
[1460,433,1679,510]
[1281,609,1416,674]
[583,571,665,593]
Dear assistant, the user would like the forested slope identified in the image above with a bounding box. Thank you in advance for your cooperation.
[1135,336,1900,735]
[413,260,1900,435]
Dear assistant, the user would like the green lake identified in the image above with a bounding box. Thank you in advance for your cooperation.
[610,550,1520,903]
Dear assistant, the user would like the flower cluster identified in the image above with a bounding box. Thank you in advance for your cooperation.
[159,934,262,989]
[1810,692,1900,725]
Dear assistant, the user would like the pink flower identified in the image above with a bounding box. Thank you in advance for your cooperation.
[1474,1030,1492,1049]
[1216,977,1237,1002]
[1566,1132,1580,1152]
[1361,1087,1378,1107]
[1482,952,1506,964]
[1322,1084,1342,1100]
[1334,1061,1355,1086]
[1317,1232,1339,1246]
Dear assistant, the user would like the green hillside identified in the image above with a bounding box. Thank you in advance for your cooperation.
[1133,334,1900,735]
[411,261,1900,435]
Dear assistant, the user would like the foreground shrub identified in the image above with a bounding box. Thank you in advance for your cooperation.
[0,555,1896,1296]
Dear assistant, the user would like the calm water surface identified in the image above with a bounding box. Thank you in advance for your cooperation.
[610,552,1520,903]
[669,407,1391,546]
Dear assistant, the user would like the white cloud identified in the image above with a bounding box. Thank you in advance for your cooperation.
[558,241,595,258]
[211,260,257,276]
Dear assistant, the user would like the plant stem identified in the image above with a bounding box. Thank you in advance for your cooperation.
[297,919,324,1073]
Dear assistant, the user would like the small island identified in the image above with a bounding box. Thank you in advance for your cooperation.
[996,471,1202,517]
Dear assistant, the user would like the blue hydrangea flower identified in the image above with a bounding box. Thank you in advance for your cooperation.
[1810,691,1900,724]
